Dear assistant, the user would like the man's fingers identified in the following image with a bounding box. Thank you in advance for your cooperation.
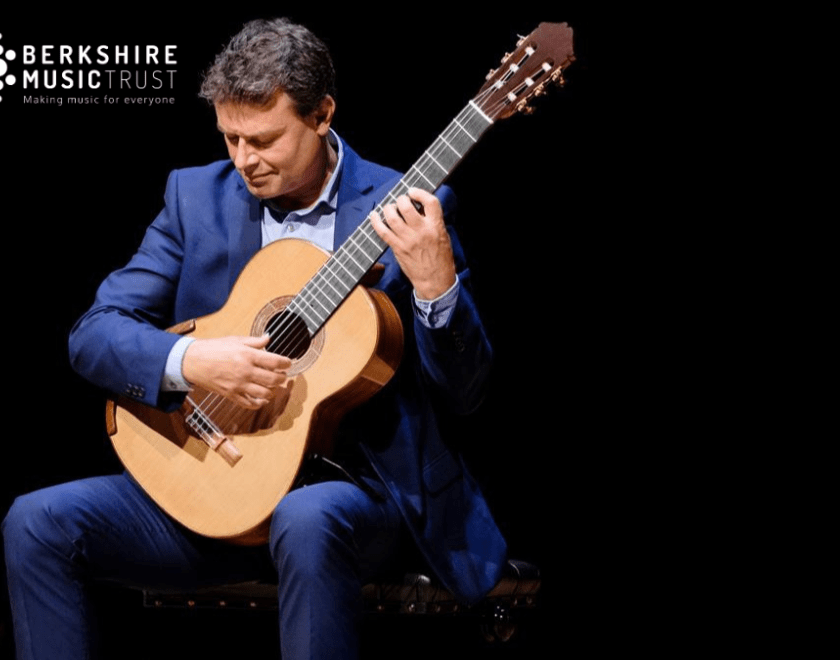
[242,334,271,348]
[407,186,437,202]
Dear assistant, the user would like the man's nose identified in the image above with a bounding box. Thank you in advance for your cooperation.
[234,142,259,171]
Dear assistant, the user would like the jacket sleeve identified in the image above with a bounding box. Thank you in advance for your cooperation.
[68,169,187,409]
[412,186,493,415]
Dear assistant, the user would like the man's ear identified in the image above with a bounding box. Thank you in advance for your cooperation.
[312,95,336,136]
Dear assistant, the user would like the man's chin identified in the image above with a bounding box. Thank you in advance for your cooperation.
[244,179,278,199]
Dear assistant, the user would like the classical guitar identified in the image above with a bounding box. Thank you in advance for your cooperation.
[107,22,575,544]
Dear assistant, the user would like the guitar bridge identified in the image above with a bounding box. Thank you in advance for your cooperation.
[186,407,242,467]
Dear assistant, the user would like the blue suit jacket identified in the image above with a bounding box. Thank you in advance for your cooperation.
[69,140,507,604]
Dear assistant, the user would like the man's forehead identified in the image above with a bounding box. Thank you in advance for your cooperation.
[215,93,295,133]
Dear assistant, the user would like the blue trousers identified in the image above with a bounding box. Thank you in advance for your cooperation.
[3,472,404,659]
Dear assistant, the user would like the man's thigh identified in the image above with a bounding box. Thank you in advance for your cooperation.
[269,478,404,582]
[4,473,270,589]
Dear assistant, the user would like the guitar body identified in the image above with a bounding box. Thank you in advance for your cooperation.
[108,238,403,545]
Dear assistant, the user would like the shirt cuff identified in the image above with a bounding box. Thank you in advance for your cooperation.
[413,276,460,329]
[161,336,195,392]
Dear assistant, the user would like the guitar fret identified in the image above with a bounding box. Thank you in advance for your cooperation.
[425,141,460,172]
[289,297,325,330]
[304,277,341,306]
[421,150,448,179]
[333,252,363,280]
[448,129,478,157]
[347,226,383,259]
[359,226,386,254]
[324,265,353,293]
[322,271,349,299]
[340,245,368,273]
[452,116,478,143]
[302,276,343,316]
[388,182,410,200]
[295,290,331,317]
[412,165,435,190]
[468,99,493,124]
[361,224,381,241]
[438,134,463,159]
[347,243,375,277]
[466,103,493,129]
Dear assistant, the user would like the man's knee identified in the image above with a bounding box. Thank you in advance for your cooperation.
[268,485,359,570]
[3,490,73,571]
[271,486,352,542]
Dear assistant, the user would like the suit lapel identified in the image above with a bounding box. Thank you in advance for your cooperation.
[227,176,262,291]
[333,141,400,250]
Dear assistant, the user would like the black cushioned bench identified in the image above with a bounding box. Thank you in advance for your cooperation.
[142,559,540,642]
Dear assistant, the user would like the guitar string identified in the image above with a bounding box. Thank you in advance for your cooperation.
[186,71,544,437]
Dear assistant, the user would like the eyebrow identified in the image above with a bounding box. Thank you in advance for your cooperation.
[216,124,279,141]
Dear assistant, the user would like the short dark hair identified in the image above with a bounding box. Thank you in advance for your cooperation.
[199,18,336,117]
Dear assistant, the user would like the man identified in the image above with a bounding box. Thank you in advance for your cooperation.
[3,18,506,659]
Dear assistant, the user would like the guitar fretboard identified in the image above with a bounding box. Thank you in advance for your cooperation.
[286,101,493,337]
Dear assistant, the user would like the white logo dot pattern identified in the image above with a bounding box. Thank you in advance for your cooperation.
[0,34,18,101]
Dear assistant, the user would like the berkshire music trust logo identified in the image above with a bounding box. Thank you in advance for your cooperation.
[0,33,17,102]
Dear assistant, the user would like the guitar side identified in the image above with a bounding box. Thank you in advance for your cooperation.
[107,239,403,545]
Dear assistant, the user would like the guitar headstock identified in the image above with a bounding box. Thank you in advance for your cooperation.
[475,22,575,121]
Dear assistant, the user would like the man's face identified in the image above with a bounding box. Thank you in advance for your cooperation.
[215,91,335,209]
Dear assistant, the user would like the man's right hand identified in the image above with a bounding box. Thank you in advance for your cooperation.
[182,334,292,409]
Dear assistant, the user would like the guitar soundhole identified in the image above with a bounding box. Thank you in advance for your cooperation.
[265,310,310,359]
[252,296,325,376]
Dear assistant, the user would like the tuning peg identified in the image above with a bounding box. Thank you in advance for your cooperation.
[515,100,534,115]
[486,68,496,81]
[550,70,566,87]
[516,34,526,46]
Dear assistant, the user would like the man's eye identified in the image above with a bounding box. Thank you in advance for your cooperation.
[225,135,239,145]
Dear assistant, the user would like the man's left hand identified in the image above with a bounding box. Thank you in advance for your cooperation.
[370,187,457,300]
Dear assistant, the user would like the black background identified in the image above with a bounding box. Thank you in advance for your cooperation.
[0,5,641,658]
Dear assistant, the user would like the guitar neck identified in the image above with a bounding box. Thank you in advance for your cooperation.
[288,101,494,336]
